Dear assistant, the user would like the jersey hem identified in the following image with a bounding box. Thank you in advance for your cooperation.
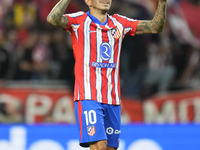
[74,99,121,105]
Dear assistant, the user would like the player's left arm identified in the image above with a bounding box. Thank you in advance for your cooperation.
[136,0,167,34]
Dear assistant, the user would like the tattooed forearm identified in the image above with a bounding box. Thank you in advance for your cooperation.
[47,0,71,30]
[136,21,152,34]
[136,0,167,34]
[152,1,167,32]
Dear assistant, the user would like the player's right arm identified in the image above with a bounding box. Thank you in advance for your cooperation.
[47,0,71,30]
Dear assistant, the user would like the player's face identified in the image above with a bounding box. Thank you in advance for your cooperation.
[86,0,112,12]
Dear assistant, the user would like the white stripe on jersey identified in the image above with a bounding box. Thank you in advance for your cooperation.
[84,17,92,99]
[124,27,132,35]
[117,14,137,22]
[112,18,124,104]
[71,24,80,41]
[78,84,80,100]
[96,24,103,103]
[106,24,114,104]
[67,11,84,18]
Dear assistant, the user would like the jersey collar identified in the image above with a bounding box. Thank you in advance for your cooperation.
[86,11,116,30]
[86,11,108,25]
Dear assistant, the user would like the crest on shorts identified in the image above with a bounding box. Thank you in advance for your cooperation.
[87,126,96,136]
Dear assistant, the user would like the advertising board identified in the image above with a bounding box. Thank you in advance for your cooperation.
[0,124,200,150]
[1,88,200,123]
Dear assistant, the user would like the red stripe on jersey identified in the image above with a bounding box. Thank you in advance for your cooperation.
[112,38,119,105]
[70,31,79,100]
[118,69,121,104]
[76,21,85,100]
[117,40,122,104]
[107,17,115,27]
[101,29,109,104]
[90,23,97,101]
[78,101,83,141]
[74,79,78,99]
[107,19,115,105]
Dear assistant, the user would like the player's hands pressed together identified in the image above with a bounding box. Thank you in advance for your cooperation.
[47,0,71,30]
[136,0,167,35]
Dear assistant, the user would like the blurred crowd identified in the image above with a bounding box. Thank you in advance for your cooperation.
[0,0,200,106]
[119,0,200,99]
[0,0,77,89]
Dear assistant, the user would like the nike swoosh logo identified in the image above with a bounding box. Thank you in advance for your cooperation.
[89,30,97,33]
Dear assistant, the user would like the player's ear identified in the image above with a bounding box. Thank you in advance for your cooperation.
[85,0,92,7]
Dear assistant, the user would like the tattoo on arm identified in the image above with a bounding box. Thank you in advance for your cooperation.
[136,0,167,34]
[136,21,152,34]
[47,0,71,30]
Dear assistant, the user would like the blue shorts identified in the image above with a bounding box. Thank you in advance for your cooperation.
[74,100,121,148]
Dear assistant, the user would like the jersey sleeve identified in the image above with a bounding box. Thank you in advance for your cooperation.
[125,18,139,36]
[64,11,85,33]
[125,19,139,36]
[114,14,139,36]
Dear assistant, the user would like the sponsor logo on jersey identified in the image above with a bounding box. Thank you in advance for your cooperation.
[100,42,112,61]
[87,126,95,136]
[91,62,116,68]
[91,42,116,68]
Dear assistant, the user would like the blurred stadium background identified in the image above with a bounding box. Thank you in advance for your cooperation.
[0,0,200,149]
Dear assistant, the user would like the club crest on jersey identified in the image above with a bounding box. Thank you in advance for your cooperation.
[100,42,112,61]
[87,126,96,136]
[111,28,121,39]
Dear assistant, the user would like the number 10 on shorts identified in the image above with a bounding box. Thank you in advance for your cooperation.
[84,110,97,125]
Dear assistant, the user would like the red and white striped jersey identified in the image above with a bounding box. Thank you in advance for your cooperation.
[65,11,139,105]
